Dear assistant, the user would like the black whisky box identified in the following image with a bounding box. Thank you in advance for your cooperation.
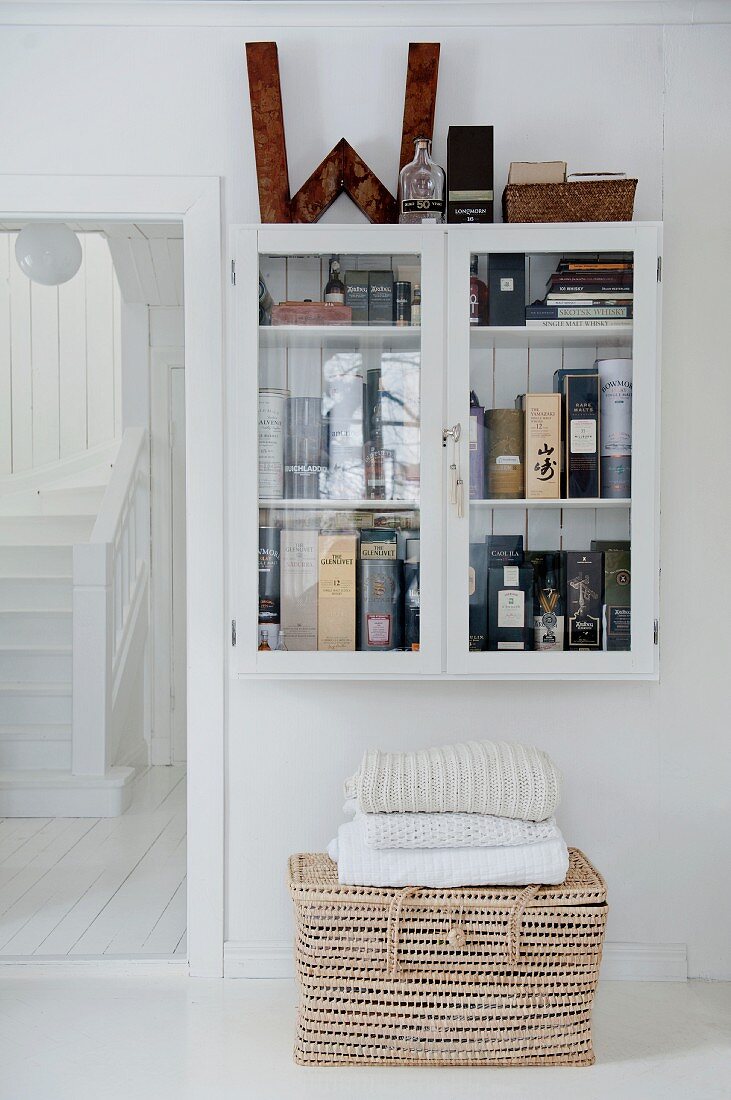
[603,549,631,651]
[469,543,488,651]
[591,539,631,552]
[368,271,394,325]
[565,551,603,650]
[564,373,601,498]
[447,126,494,223]
[344,270,369,324]
[487,565,534,651]
[485,534,524,568]
[487,253,526,326]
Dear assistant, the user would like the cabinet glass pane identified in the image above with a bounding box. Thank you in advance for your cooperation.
[257,252,422,654]
[467,249,633,655]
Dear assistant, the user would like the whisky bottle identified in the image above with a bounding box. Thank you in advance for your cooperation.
[411,284,421,326]
[324,257,345,304]
[469,256,488,326]
[534,553,564,651]
[398,138,445,224]
[258,627,272,651]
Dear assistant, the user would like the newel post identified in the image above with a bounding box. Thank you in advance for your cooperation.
[72,542,114,776]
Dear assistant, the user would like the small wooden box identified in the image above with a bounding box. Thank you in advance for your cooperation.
[271,301,352,326]
[289,848,607,1066]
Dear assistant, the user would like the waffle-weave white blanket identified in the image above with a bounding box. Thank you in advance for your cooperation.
[344,740,561,822]
[328,818,570,888]
[342,799,559,849]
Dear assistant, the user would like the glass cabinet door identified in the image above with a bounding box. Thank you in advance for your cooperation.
[232,227,444,676]
[446,225,659,678]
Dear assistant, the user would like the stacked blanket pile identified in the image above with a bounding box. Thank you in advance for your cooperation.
[328,740,569,887]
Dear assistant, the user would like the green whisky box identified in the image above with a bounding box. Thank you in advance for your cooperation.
[603,549,631,651]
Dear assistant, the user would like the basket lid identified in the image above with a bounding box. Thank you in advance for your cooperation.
[288,847,606,907]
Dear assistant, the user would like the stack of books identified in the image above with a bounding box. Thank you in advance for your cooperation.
[525,256,633,328]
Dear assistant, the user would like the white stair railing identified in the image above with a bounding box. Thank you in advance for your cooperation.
[72,428,150,776]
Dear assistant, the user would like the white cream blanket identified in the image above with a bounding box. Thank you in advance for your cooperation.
[342,799,559,849]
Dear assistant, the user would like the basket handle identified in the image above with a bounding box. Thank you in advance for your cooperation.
[385,882,543,976]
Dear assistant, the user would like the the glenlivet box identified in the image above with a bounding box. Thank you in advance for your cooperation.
[317,533,357,651]
[280,529,318,651]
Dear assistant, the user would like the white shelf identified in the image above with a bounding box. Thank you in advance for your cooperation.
[470,497,630,509]
[470,324,633,349]
[259,499,420,510]
[260,324,420,351]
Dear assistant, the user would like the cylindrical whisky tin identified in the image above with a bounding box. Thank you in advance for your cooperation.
[597,358,632,499]
[484,409,525,498]
[357,559,404,651]
[284,396,327,499]
[258,388,288,499]
[394,281,412,326]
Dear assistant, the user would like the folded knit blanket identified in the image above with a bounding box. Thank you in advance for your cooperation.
[342,799,560,849]
[344,740,561,822]
[328,818,570,888]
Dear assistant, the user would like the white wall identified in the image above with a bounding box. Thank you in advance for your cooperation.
[0,232,122,474]
[1,3,728,979]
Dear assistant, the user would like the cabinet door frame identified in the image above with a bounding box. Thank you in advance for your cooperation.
[229,224,445,678]
[445,223,661,680]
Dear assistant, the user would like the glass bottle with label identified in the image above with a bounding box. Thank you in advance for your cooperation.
[469,256,488,326]
[324,257,345,304]
[534,553,564,651]
[398,138,445,224]
[411,284,421,326]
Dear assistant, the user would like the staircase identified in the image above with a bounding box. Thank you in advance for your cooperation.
[0,441,144,817]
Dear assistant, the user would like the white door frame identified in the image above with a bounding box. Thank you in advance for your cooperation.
[0,175,224,977]
[150,347,186,767]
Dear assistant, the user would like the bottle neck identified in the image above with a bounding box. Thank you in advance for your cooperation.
[413,139,432,164]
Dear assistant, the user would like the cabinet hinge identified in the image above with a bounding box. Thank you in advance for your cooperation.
[231,259,236,286]
[654,619,659,645]
[657,256,662,282]
[231,618,237,647]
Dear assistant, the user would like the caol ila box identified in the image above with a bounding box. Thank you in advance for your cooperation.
[487,565,534,651]
[280,529,318,651]
[564,373,601,498]
[565,551,603,650]
[485,534,524,568]
[469,543,488,651]
[447,126,494,223]
[523,393,561,499]
[368,271,394,325]
[317,533,357,651]
[344,270,369,324]
[603,549,631,651]
[487,254,526,326]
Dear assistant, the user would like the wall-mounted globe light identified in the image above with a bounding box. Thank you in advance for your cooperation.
[14,222,82,286]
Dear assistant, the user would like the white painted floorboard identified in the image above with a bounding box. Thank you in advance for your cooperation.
[0,766,186,957]
[0,974,728,1099]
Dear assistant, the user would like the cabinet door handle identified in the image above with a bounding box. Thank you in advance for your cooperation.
[443,423,463,518]
[456,477,464,519]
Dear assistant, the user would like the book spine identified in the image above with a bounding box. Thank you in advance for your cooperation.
[317,534,357,651]
[527,319,632,328]
[469,403,485,499]
[598,358,633,499]
[526,304,632,319]
[524,394,561,500]
[280,529,318,651]
[357,559,404,651]
[565,373,600,498]
[549,282,633,293]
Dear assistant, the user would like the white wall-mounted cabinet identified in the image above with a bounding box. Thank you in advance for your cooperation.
[230,222,661,680]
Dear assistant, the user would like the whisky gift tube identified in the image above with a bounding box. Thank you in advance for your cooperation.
[484,409,525,499]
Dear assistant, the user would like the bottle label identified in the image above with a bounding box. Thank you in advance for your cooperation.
[571,418,597,454]
[324,291,345,304]
[366,613,392,647]
[401,199,445,214]
[498,589,524,628]
[534,613,564,651]
[496,455,520,465]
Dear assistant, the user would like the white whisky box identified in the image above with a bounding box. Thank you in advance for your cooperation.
[280,529,318,651]
[317,533,357,651]
[524,393,561,499]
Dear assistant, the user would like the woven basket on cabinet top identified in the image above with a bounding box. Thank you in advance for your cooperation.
[502,179,637,222]
[289,848,608,1067]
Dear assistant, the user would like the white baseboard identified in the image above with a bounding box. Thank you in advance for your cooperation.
[223,940,688,982]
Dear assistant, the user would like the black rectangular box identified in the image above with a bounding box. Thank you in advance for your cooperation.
[485,534,524,568]
[368,271,394,325]
[564,373,600,497]
[469,543,488,651]
[488,254,526,326]
[447,126,494,223]
[487,564,534,651]
[344,270,369,324]
[565,551,603,650]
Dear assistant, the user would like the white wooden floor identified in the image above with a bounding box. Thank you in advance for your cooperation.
[0,766,186,958]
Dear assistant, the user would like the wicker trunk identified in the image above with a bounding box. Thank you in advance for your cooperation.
[289,848,607,1067]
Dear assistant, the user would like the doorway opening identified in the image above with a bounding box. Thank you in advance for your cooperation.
[0,219,188,959]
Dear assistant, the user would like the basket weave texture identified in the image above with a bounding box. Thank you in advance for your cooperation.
[289,848,607,1067]
[503,180,637,222]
